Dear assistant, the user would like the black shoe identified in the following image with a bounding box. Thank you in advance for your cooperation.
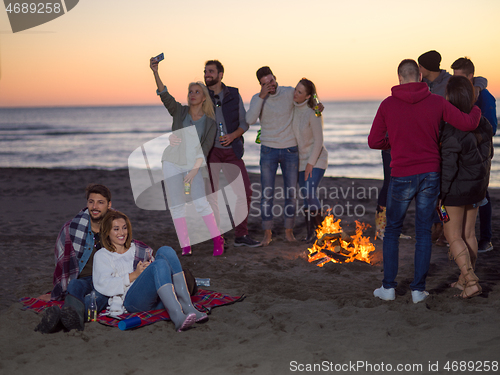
[234,235,262,247]
[302,210,313,242]
[304,210,323,244]
[35,306,62,333]
[61,306,84,331]
[478,241,493,253]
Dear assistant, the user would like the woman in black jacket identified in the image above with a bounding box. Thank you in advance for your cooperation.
[440,75,493,299]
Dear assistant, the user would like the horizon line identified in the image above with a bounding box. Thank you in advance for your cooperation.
[0,99,388,110]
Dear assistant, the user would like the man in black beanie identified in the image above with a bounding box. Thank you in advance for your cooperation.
[419,50,441,70]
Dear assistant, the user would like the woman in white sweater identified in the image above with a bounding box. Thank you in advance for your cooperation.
[93,210,207,332]
[292,78,329,242]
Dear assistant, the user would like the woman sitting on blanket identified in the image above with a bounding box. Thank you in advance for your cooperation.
[92,210,208,332]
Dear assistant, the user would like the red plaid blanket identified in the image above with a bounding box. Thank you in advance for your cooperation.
[20,289,245,329]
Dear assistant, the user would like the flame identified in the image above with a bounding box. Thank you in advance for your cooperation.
[307,214,375,267]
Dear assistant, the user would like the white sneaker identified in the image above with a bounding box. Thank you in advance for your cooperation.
[411,290,429,304]
[373,286,395,301]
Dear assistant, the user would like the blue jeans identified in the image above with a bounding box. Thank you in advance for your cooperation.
[382,172,440,291]
[66,276,108,317]
[260,145,299,230]
[124,246,183,313]
[298,168,325,212]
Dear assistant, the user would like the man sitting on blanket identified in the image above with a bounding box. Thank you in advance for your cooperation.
[35,184,147,333]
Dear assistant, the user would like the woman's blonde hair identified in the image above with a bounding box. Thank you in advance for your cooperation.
[100,210,133,253]
[188,81,215,120]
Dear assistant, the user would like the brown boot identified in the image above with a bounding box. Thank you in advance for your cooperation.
[449,240,482,299]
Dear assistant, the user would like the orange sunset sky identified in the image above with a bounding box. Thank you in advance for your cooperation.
[0,0,499,107]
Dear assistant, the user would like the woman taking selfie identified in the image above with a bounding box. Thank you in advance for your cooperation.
[150,56,223,257]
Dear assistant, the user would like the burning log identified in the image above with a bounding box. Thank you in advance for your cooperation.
[308,247,348,265]
[341,232,352,243]
[330,244,357,256]
[339,247,351,256]
[316,232,342,247]
[316,232,352,247]
[324,250,349,262]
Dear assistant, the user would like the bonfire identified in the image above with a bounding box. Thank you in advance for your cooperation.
[307,214,375,267]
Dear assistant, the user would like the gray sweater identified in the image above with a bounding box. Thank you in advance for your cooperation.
[246,85,297,149]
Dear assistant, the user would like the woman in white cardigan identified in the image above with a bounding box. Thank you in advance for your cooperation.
[292,78,329,242]
[93,210,207,332]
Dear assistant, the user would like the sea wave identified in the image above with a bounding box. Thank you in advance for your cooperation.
[1,103,499,187]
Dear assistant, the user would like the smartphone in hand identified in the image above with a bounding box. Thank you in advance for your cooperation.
[153,53,164,63]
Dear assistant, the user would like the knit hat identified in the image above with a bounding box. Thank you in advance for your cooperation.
[418,50,441,72]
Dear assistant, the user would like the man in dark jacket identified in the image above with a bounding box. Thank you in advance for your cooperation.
[204,60,261,247]
[368,59,481,304]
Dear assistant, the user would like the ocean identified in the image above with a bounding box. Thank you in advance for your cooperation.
[1,102,499,186]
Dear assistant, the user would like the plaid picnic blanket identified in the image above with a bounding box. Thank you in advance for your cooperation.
[20,289,245,329]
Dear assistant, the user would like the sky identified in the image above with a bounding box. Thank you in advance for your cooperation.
[0,0,499,107]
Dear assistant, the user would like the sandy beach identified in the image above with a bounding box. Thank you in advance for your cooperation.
[1,167,499,375]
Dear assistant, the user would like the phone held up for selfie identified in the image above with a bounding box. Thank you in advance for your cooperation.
[437,204,450,223]
[153,53,164,63]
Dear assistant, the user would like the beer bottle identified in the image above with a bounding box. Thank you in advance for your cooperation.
[313,94,321,117]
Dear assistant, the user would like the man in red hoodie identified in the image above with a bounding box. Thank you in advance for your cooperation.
[368,59,481,304]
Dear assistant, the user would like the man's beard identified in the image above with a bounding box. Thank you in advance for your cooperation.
[205,76,219,87]
[89,210,105,223]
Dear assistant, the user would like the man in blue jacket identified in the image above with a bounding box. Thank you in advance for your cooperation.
[452,57,497,253]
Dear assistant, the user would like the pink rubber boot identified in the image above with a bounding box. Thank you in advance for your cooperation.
[202,213,224,256]
[173,217,192,256]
